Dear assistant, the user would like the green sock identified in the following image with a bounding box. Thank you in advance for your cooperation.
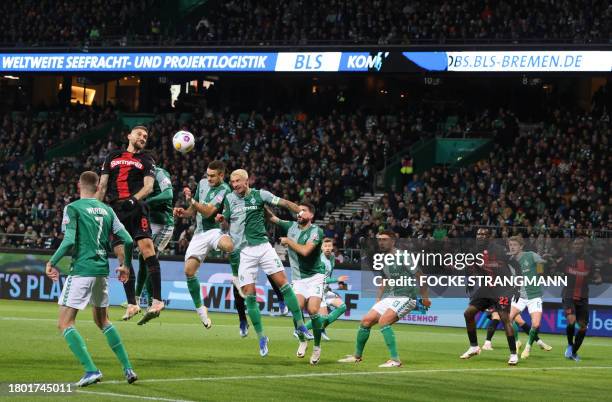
[280,284,304,327]
[186,275,202,308]
[245,295,264,339]
[528,328,539,346]
[311,313,324,347]
[305,319,313,330]
[62,327,97,372]
[355,325,371,358]
[103,324,132,370]
[513,322,520,341]
[324,303,347,328]
[381,325,399,360]
[135,255,147,298]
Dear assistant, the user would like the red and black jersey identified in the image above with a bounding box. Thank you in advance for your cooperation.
[560,255,595,299]
[100,150,155,203]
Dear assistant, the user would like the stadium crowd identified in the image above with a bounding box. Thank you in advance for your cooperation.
[1,101,609,256]
[0,0,609,46]
[0,106,423,252]
[326,108,611,255]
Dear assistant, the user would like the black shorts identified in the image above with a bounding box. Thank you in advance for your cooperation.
[470,296,512,314]
[563,297,589,324]
[112,200,152,241]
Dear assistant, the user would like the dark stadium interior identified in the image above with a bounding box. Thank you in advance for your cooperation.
[1,73,609,266]
[1,0,612,398]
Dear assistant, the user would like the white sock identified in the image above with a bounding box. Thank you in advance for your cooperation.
[196,306,208,321]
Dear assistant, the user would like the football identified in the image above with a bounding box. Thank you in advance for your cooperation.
[173,130,195,153]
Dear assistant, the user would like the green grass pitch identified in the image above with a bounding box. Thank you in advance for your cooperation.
[1,300,611,401]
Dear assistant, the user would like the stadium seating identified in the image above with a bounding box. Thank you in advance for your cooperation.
[1,104,609,255]
[1,0,609,47]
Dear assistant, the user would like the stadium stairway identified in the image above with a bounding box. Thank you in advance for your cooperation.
[315,192,385,226]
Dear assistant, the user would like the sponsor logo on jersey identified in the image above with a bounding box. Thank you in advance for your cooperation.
[110,159,144,169]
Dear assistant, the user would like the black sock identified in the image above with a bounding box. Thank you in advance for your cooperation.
[573,329,587,353]
[467,329,478,346]
[521,323,540,341]
[233,285,247,322]
[486,319,499,341]
[566,323,575,346]
[123,265,137,305]
[145,255,161,300]
[507,335,517,354]
[267,274,284,303]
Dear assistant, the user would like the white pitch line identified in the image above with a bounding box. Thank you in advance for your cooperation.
[2,316,612,346]
[101,366,612,385]
[78,389,196,402]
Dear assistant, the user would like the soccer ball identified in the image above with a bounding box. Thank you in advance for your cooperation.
[173,130,195,154]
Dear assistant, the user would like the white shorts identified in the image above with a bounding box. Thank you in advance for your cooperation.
[372,297,416,319]
[238,243,284,287]
[512,297,543,314]
[321,289,341,308]
[151,223,174,252]
[185,229,224,262]
[292,273,325,300]
[58,276,109,310]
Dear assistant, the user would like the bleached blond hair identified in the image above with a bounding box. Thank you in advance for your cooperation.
[230,169,249,180]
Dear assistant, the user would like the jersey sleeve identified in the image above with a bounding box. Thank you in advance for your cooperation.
[61,205,77,233]
[193,182,201,202]
[222,197,231,221]
[275,219,293,235]
[307,227,323,245]
[211,187,228,209]
[260,190,280,206]
[143,155,155,177]
[156,169,173,192]
[532,252,545,264]
[110,209,126,234]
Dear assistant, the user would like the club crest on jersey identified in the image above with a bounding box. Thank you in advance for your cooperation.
[249,197,256,204]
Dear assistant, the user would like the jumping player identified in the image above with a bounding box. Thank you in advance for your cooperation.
[96,125,164,323]
[218,169,310,357]
[173,160,234,329]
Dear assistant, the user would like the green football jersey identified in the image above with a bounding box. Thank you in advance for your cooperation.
[321,253,335,278]
[148,167,174,226]
[223,188,280,251]
[50,198,132,277]
[380,250,418,299]
[194,179,231,233]
[516,251,545,299]
[276,220,325,280]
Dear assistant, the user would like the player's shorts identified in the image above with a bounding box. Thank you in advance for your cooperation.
[58,276,109,310]
[321,289,342,308]
[292,273,325,300]
[563,297,589,324]
[469,296,512,314]
[511,297,543,314]
[151,223,174,252]
[238,242,284,287]
[113,200,152,241]
[372,297,416,319]
[185,229,224,262]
